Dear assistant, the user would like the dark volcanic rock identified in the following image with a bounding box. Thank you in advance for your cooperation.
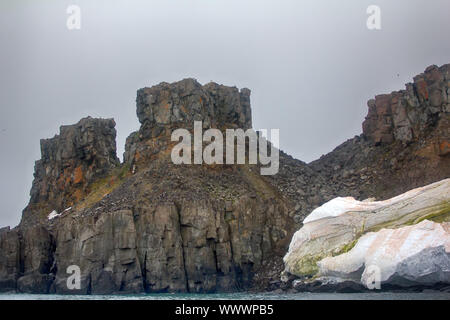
[0,226,54,293]
[292,278,369,294]
[43,162,294,294]
[52,209,143,294]
[308,65,450,203]
[363,64,449,145]
[136,79,251,133]
[0,229,20,292]
[0,65,449,294]
[1,79,294,294]
[0,226,10,235]
[22,117,119,225]
[124,79,251,166]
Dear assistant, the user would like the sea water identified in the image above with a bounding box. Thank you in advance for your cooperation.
[1,292,449,300]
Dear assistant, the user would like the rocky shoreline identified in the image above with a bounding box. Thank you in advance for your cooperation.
[1,64,449,294]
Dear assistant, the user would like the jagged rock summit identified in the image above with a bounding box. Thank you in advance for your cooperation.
[305,63,450,206]
[124,78,251,167]
[22,117,119,225]
[0,64,449,294]
[363,64,450,149]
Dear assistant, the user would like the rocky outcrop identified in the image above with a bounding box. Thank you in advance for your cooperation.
[10,168,289,295]
[0,229,20,291]
[43,162,293,294]
[0,79,294,294]
[17,226,55,293]
[0,225,55,293]
[305,64,450,214]
[51,209,143,294]
[0,64,449,294]
[136,79,251,132]
[22,117,119,225]
[283,179,450,290]
[124,79,252,166]
[362,64,449,145]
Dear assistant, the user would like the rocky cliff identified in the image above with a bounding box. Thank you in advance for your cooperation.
[0,64,449,294]
[21,117,119,226]
[306,63,449,213]
[123,80,252,168]
[1,79,294,294]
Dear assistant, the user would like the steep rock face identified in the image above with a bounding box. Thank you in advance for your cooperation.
[17,226,55,293]
[52,209,143,294]
[22,117,119,225]
[0,226,54,293]
[124,79,252,166]
[43,163,293,294]
[0,229,20,291]
[136,79,251,132]
[363,64,449,145]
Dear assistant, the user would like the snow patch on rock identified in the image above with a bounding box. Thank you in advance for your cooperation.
[303,180,448,224]
[48,210,61,220]
[318,220,450,287]
[284,178,450,280]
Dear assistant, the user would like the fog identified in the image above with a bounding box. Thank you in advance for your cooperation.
[1,0,449,227]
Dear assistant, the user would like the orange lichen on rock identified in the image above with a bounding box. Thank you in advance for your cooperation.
[108,176,115,187]
[416,143,437,159]
[416,78,429,100]
[72,189,83,202]
[73,166,84,184]
[134,150,141,162]
[439,141,450,156]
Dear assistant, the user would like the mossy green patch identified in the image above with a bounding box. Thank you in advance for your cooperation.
[289,239,359,277]
[335,239,358,256]
[365,201,450,233]
[76,164,131,210]
[290,254,322,277]
[412,201,450,224]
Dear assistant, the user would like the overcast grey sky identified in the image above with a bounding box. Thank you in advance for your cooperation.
[1,0,449,227]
